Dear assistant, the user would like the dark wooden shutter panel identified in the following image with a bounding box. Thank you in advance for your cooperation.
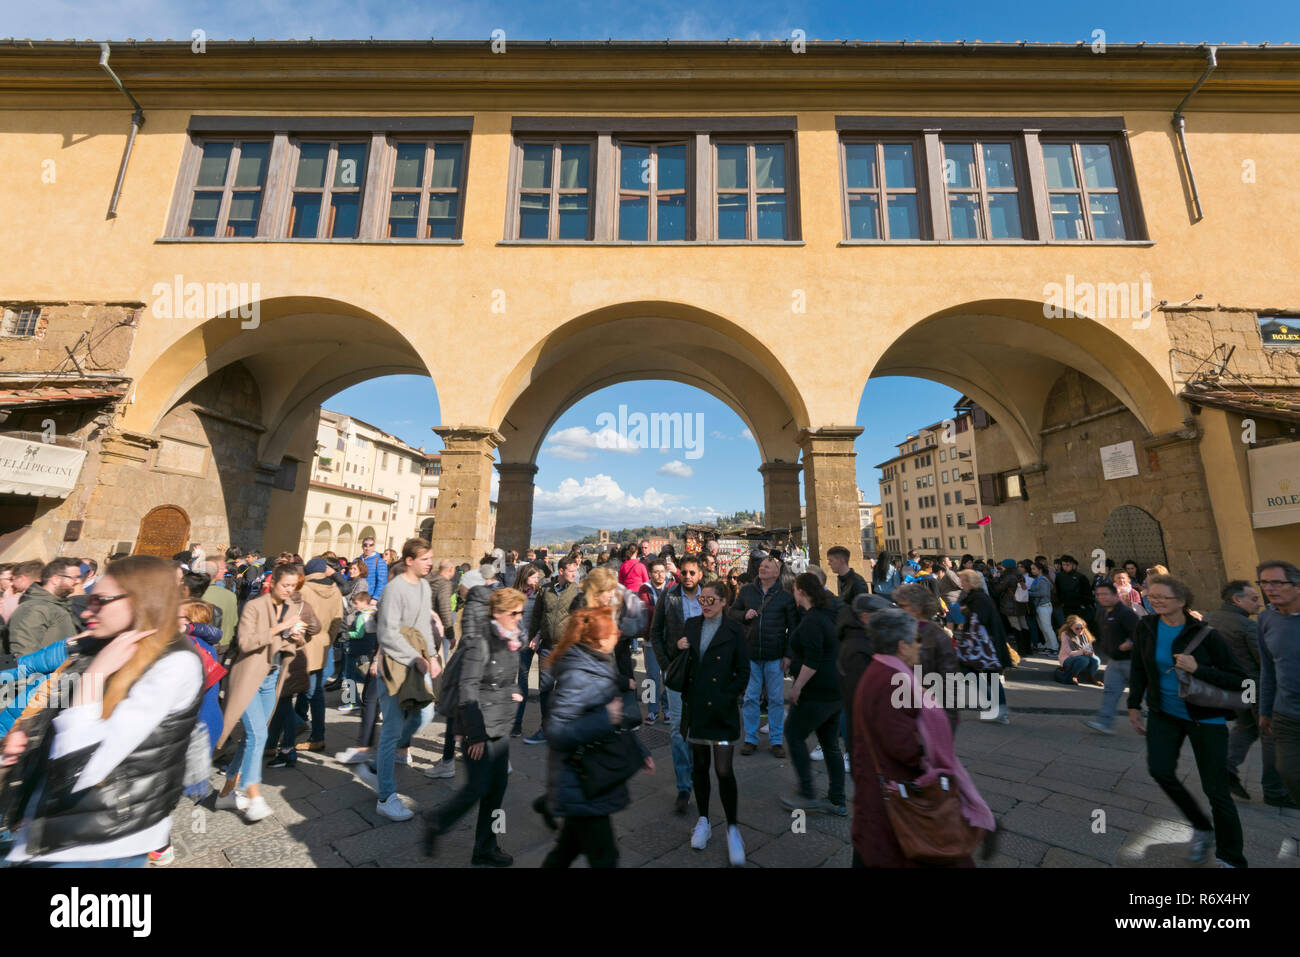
[978,473,1000,507]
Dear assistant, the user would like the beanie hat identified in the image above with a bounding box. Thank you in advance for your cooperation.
[304,557,328,575]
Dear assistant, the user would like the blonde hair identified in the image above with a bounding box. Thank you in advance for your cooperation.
[490,587,526,615]
[1058,615,1095,648]
[179,600,213,624]
[582,567,618,603]
[957,569,984,591]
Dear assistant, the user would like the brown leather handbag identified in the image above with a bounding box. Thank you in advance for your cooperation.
[863,716,984,863]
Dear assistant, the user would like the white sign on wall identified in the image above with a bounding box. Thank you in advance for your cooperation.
[0,435,87,498]
[1248,441,1300,528]
[1100,440,1140,481]
[1052,511,1077,524]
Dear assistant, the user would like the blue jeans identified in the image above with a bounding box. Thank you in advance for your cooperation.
[295,651,335,743]
[228,666,279,786]
[642,641,668,719]
[1094,658,1130,729]
[376,683,430,801]
[1063,654,1101,682]
[266,692,302,762]
[744,659,786,745]
[665,688,693,793]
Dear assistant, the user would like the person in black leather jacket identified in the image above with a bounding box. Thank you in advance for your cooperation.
[728,556,796,757]
[541,608,653,868]
[424,587,524,867]
[0,555,202,867]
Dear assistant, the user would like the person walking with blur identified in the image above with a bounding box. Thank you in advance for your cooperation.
[1129,574,1249,867]
[424,588,524,866]
[782,573,846,816]
[6,559,81,657]
[510,564,544,738]
[651,556,706,815]
[679,580,749,865]
[637,558,672,724]
[523,556,582,745]
[871,552,900,597]
[0,555,203,867]
[1257,560,1300,808]
[541,607,654,868]
[1084,580,1139,736]
[892,583,962,730]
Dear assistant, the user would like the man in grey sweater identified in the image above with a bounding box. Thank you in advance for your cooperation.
[1258,560,1300,808]
[363,540,436,822]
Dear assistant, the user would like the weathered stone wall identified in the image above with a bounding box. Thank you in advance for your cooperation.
[972,418,1037,562]
[80,362,269,561]
[0,302,139,373]
[1023,371,1224,606]
[1164,307,1300,385]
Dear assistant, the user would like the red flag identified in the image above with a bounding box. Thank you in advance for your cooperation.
[976,516,992,527]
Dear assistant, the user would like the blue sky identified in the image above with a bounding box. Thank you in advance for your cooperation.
[43,0,1295,532]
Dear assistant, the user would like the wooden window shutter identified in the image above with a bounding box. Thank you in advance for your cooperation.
[978,473,1000,506]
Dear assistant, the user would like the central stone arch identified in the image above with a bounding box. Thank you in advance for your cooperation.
[433,301,852,561]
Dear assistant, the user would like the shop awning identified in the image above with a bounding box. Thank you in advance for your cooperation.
[0,434,88,498]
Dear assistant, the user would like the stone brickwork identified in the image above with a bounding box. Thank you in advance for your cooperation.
[759,461,802,536]
[799,428,864,564]
[1164,307,1300,385]
[1023,371,1224,604]
[429,427,501,565]
[0,302,139,373]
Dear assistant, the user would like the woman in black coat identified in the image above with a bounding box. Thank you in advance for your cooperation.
[541,607,653,868]
[677,580,750,865]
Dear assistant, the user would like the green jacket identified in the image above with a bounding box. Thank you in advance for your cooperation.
[7,583,78,657]
[528,579,581,650]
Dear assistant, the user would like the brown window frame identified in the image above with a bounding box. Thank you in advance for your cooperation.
[287,138,370,239]
[839,136,927,240]
[712,137,798,241]
[614,139,694,242]
[512,138,597,241]
[184,138,273,238]
[1038,138,1134,241]
[385,138,470,240]
[939,137,1033,241]
[2,306,42,338]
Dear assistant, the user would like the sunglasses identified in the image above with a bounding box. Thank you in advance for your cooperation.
[86,593,128,611]
[505,609,524,617]
[699,597,721,606]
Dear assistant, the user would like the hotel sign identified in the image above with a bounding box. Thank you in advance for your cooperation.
[1259,314,1300,349]
[1249,441,1300,528]
[0,434,88,499]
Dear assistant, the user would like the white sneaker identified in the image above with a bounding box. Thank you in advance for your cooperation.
[243,796,273,822]
[810,746,824,761]
[424,760,456,779]
[843,754,851,773]
[356,763,378,790]
[215,790,248,812]
[727,825,745,866]
[376,793,413,822]
[690,816,711,850]
[336,703,359,714]
[334,747,372,765]
[759,723,770,735]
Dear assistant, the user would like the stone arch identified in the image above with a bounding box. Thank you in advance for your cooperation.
[359,526,377,546]
[312,521,332,554]
[335,523,355,559]
[868,298,1185,468]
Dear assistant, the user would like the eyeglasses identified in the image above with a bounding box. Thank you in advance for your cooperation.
[699,597,720,606]
[86,593,128,611]
[1257,579,1296,589]
[505,610,524,617]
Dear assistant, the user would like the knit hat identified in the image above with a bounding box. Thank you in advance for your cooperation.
[304,557,328,575]
[853,594,895,615]
[1000,559,1018,570]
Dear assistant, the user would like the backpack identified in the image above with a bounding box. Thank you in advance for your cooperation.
[435,587,492,719]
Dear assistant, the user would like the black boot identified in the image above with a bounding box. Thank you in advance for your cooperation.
[532,793,557,831]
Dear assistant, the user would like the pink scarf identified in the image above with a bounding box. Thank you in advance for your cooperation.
[874,653,996,832]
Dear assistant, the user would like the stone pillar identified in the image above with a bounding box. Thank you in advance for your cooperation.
[429,426,502,565]
[758,461,802,537]
[495,462,539,555]
[798,427,863,564]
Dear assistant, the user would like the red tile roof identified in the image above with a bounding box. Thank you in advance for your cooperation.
[1181,383,1300,424]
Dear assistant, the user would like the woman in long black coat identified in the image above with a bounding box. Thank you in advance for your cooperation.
[678,580,750,865]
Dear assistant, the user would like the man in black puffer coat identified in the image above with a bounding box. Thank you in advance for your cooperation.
[728,556,796,757]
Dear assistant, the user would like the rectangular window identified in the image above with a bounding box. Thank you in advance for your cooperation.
[957,514,966,526]
[941,139,1027,240]
[843,137,925,240]
[323,502,329,515]
[939,450,947,462]
[1041,140,1129,240]
[389,140,467,239]
[186,139,270,237]
[2,306,41,337]
[516,140,593,240]
[381,452,389,469]
[902,480,908,492]
[289,140,368,238]
[617,141,690,241]
[941,471,948,484]
[715,140,792,240]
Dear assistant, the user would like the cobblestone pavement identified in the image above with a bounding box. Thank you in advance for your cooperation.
[169,653,1300,868]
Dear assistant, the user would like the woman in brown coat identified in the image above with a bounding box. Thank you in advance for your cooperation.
[214,564,319,822]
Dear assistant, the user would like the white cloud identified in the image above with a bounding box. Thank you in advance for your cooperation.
[532,473,720,527]
[739,428,755,442]
[541,425,641,461]
[657,460,694,478]
[710,430,729,440]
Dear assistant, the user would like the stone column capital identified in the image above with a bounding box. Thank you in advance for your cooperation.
[797,426,865,449]
[432,425,505,451]
[495,462,540,478]
[758,460,803,477]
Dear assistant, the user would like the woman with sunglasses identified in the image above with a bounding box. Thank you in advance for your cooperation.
[214,563,318,823]
[0,555,203,867]
[424,587,525,866]
[1129,574,1248,868]
[678,579,750,865]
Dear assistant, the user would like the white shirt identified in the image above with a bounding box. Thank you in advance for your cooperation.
[6,651,203,863]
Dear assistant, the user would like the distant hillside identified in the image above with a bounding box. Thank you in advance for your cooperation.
[530,524,600,545]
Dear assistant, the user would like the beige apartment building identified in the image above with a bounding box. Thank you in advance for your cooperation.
[299,409,428,557]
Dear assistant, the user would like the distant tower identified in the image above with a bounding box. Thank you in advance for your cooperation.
[598,529,610,545]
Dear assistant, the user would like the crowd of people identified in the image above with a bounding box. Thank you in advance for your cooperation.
[0,533,1296,871]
